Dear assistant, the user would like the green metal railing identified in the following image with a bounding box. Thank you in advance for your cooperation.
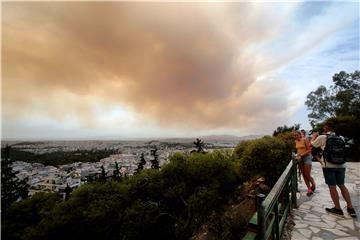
[243,157,298,240]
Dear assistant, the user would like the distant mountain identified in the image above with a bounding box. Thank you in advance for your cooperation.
[200,134,262,141]
[162,134,264,143]
[202,134,265,142]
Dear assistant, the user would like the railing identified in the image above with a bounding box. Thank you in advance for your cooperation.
[243,157,298,240]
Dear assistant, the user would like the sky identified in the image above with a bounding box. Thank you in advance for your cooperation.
[1,1,359,140]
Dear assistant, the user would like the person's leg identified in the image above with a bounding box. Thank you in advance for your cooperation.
[339,185,353,208]
[303,155,314,195]
[335,168,353,209]
[299,163,311,190]
[323,168,341,209]
[329,185,341,209]
[304,164,315,190]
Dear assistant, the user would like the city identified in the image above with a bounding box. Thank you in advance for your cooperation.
[2,136,252,198]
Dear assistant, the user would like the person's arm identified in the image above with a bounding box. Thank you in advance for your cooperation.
[311,135,325,149]
[301,139,311,157]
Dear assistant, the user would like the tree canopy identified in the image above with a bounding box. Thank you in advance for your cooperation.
[2,134,294,240]
[193,138,205,153]
[1,145,29,213]
[305,70,360,127]
[272,124,300,137]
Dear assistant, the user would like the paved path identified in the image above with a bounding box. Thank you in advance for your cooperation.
[291,162,360,240]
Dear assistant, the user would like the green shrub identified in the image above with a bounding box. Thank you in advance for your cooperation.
[234,136,292,185]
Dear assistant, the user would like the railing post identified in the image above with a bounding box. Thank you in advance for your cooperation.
[274,200,280,240]
[291,156,298,208]
[256,193,266,240]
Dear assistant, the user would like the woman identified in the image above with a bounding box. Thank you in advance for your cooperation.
[294,130,316,196]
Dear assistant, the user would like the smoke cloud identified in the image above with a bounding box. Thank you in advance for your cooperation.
[1,2,316,134]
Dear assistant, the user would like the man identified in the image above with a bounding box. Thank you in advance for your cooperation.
[311,123,356,218]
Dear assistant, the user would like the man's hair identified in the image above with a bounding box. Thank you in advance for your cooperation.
[324,122,334,131]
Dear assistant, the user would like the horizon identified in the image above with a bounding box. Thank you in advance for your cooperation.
[1,133,265,142]
[2,2,359,140]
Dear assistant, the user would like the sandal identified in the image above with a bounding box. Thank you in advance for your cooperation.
[306,190,313,197]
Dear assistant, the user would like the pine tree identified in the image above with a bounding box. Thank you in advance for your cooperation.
[150,147,160,169]
[1,145,29,212]
[64,184,72,201]
[193,138,205,153]
[113,162,121,182]
[100,165,107,182]
[136,153,147,173]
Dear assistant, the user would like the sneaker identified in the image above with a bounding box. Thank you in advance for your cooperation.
[311,185,316,192]
[347,208,357,218]
[325,207,344,217]
[306,190,313,197]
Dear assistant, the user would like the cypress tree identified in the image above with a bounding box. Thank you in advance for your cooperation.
[150,147,160,169]
[64,184,72,201]
[100,165,107,182]
[113,162,121,181]
[1,145,29,212]
[136,153,147,173]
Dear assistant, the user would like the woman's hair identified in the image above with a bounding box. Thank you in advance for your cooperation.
[294,130,301,137]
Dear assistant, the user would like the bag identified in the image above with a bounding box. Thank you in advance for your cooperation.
[323,134,346,164]
[311,146,322,161]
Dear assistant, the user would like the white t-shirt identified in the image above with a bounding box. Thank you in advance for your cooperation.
[310,132,346,168]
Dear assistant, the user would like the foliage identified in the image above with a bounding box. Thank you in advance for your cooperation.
[64,184,72,201]
[234,136,292,185]
[2,136,294,240]
[305,70,360,127]
[6,148,117,167]
[100,165,107,182]
[193,138,205,153]
[150,146,160,169]
[135,153,146,173]
[272,124,300,137]
[323,116,360,142]
[323,116,360,162]
[2,192,62,240]
[112,162,121,181]
[274,131,297,153]
[2,151,238,240]
[1,145,29,213]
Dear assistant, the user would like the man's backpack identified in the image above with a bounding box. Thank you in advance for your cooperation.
[323,134,346,164]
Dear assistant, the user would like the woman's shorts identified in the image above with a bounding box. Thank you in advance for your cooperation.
[302,155,312,165]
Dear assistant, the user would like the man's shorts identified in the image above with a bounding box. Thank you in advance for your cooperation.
[322,168,345,186]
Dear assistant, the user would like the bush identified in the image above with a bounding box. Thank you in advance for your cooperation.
[234,136,292,185]
[3,151,238,240]
[2,139,293,239]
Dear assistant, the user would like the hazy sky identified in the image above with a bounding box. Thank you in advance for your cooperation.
[2,2,359,140]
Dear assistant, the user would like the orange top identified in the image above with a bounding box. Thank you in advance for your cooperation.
[295,139,308,155]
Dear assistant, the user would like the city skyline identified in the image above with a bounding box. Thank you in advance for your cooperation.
[2,2,359,140]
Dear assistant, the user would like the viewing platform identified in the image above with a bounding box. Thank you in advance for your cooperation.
[291,162,360,240]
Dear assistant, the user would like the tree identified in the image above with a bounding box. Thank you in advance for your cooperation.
[2,192,61,240]
[65,184,72,201]
[113,162,121,181]
[100,165,107,182]
[136,153,147,173]
[1,145,29,212]
[150,147,160,169]
[323,116,360,141]
[272,124,300,136]
[193,138,205,153]
[305,70,360,127]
